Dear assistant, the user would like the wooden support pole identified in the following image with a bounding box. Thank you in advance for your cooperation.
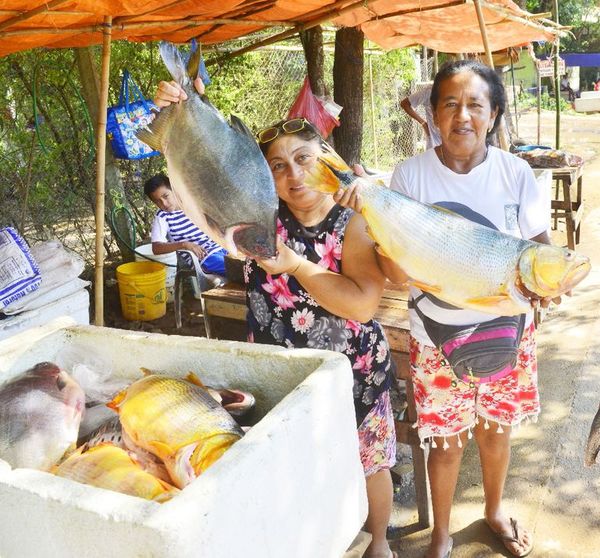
[473,0,509,151]
[94,16,112,327]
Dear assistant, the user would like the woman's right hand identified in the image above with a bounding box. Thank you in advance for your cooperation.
[154,78,205,108]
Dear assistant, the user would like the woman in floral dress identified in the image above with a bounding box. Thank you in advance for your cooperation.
[155,77,397,558]
[247,119,397,558]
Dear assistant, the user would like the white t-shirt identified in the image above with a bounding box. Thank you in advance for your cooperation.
[389,146,551,345]
[408,86,441,149]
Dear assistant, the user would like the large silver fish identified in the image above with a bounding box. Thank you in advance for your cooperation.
[585,404,600,466]
[0,362,85,470]
[137,41,278,259]
[305,147,591,316]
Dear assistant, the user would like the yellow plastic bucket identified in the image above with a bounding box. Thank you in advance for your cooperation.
[116,261,167,321]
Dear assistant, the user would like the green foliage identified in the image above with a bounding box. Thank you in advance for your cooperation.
[526,0,600,52]
[0,38,419,262]
[517,91,573,112]
[362,48,417,170]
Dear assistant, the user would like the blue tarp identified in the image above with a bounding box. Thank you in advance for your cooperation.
[540,53,600,67]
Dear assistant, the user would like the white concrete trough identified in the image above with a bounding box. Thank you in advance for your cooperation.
[0,318,367,558]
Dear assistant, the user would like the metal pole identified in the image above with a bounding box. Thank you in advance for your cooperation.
[537,68,542,145]
[94,16,112,326]
[510,56,519,137]
[553,0,561,149]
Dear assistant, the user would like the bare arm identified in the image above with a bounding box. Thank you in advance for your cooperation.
[400,97,430,137]
[256,214,386,322]
[152,241,206,260]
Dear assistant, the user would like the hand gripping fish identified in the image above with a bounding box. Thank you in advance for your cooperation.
[305,147,591,316]
[137,42,278,259]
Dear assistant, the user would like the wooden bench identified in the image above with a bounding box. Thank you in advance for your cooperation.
[201,282,431,531]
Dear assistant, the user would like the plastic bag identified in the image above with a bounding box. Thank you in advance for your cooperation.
[0,227,41,310]
[287,77,341,138]
[107,70,160,160]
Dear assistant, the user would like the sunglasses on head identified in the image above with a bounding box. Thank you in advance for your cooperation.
[257,118,311,144]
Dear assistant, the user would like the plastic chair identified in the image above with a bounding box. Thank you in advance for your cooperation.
[173,251,225,334]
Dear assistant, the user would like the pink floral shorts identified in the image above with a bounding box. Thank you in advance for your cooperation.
[357,390,397,477]
[409,323,540,445]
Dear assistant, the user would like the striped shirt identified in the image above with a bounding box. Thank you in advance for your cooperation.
[150,210,223,263]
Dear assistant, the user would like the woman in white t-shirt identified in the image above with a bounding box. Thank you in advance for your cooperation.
[338,60,559,558]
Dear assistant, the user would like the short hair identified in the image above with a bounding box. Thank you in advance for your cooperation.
[430,59,506,139]
[143,173,171,199]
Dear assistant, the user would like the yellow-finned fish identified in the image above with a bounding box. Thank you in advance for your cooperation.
[54,443,179,502]
[305,146,591,316]
[108,374,244,488]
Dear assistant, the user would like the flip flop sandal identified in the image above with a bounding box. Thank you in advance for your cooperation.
[486,517,533,557]
[444,537,454,558]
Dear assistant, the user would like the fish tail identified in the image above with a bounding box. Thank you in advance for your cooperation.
[305,147,356,194]
[159,41,189,86]
[186,44,202,82]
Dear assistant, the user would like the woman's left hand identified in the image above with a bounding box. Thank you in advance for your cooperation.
[520,284,570,309]
[332,163,365,212]
[256,238,304,276]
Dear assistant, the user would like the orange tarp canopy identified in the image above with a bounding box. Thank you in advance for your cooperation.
[0,1,560,59]
[334,0,559,53]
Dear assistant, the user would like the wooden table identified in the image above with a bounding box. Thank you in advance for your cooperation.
[550,165,584,250]
[201,282,431,531]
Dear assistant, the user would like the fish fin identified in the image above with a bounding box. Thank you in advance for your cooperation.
[465,295,514,308]
[159,41,188,85]
[140,367,153,376]
[106,389,126,412]
[431,204,460,216]
[185,372,205,387]
[149,440,175,460]
[136,109,171,152]
[230,114,254,138]
[410,280,442,295]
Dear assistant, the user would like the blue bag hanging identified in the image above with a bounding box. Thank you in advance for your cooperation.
[106,70,160,160]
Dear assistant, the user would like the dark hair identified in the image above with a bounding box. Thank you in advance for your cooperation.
[143,173,171,199]
[258,119,321,157]
[430,59,506,139]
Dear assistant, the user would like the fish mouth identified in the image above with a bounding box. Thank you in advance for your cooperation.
[536,256,591,295]
[561,258,592,291]
[231,223,277,259]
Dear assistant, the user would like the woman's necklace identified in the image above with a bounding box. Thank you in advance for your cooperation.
[439,144,488,171]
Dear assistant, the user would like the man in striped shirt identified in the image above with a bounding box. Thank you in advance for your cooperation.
[144,173,227,276]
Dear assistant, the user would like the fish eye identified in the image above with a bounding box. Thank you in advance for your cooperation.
[565,251,575,261]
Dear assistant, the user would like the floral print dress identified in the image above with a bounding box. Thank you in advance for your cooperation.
[245,202,396,475]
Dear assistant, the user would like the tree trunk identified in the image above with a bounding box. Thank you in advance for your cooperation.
[300,26,327,97]
[332,27,364,166]
[75,47,135,262]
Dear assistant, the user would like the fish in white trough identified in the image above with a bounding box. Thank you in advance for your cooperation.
[0,362,84,470]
